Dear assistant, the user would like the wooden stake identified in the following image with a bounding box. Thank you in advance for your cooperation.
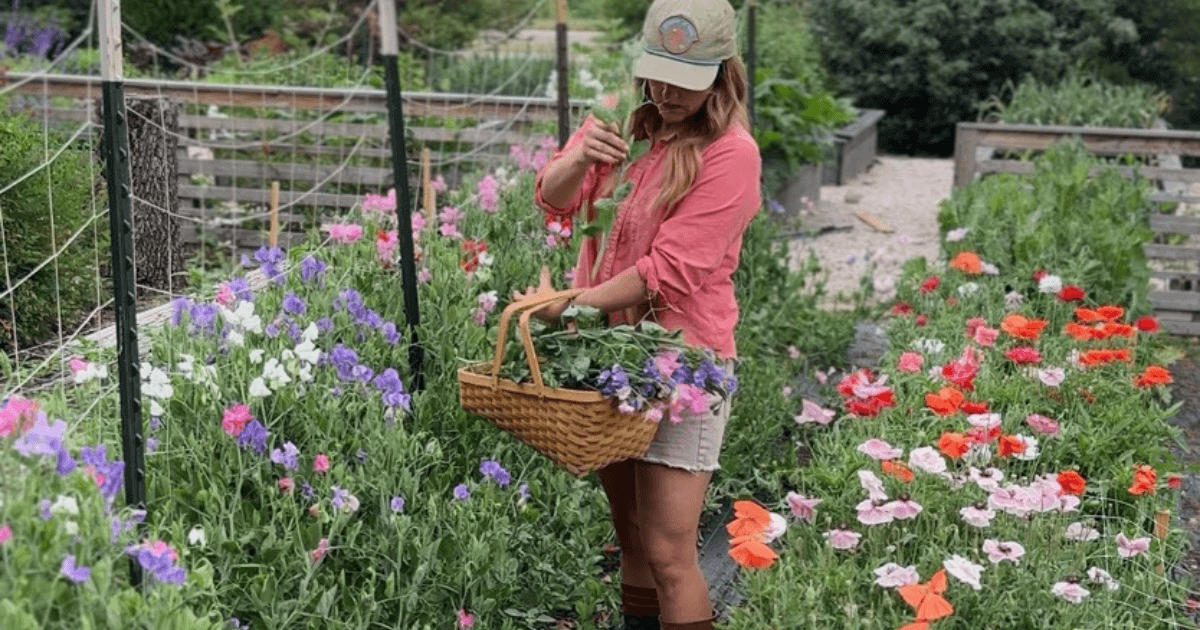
[421,148,435,223]
[853,210,893,233]
[268,181,280,247]
[1155,509,1170,576]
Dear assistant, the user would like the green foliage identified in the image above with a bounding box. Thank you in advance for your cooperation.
[937,139,1156,311]
[752,71,857,194]
[979,67,1171,128]
[1099,0,1200,130]
[0,106,107,353]
[433,52,554,96]
[122,0,283,49]
[399,0,544,52]
[747,0,830,96]
[806,0,1140,156]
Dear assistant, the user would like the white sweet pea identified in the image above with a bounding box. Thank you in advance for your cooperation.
[188,526,207,547]
[51,495,80,516]
[301,322,319,343]
[262,358,292,389]
[176,354,195,376]
[249,349,265,364]
[227,330,245,347]
[149,399,165,418]
[63,521,79,536]
[142,367,174,400]
[297,363,314,383]
[295,340,321,365]
[249,377,272,398]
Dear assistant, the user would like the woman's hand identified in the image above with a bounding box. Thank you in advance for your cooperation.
[575,119,629,167]
[513,266,574,322]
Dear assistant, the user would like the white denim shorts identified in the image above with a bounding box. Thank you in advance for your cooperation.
[637,362,735,473]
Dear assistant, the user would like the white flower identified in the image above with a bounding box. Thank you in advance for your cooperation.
[1038,274,1063,294]
[762,512,788,543]
[142,367,174,400]
[478,251,494,267]
[297,363,314,383]
[72,362,108,384]
[249,349,265,364]
[188,526,206,547]
[1037,367,1066,387]
[874,562,920,588]
[957,282,980,296]
[302,322,319,342]
[1087,566,1119,591]
[945,227,970,242]
[1004,291,1025,309]
[227,330,245,347]
[50,495,80,516]
[960,504,995,528]
[908,446,947,474]
[943,554,985,590]
[249,377,272,398]
[1012,434,1039,461]
[63,520,79,536]
[858,470,888,502]
[981,262,999,275]
[912,338,945,355]
[262,358,291,389]
[1051,581,1090,604]
[149,399,165,418]
[1065,522,1101,542]
[295,340,320,365]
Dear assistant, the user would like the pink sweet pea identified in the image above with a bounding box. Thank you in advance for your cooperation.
[215,283,235,307]
[69,357,90,374]
[376,229,399,265]
[857,439,902,461]
[325,223,364,244]
[653,351,682,379]
[412,212,426,236]
[0,524,11,545]
[313,454,330,473]
[1115,532,1151,558]
[897,351,923,373]
[431,175,446,193]
[438,206,464,225]
[311,538,330,564]
[278,477,295,494]
[457,609,476,628]
[785,492,822,523]
[823,527,862,551]
[221,404,252,437]
[669,384,710,421]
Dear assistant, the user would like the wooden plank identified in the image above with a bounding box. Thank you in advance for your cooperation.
[979,159,1200,184]
[835,108,886,141]
[854,211,893,233]
[1151,290,1200,311]
[177,158,392,185]
[178,185,366,209]
[1152,270,1200,282]
[3,72,589,120]
[1159,318,1200,336]
[1150,214,1200,234]
[1145,243,1200,261]
[182,226,306,248]
[960,121,1200,156]
[176,205,310,226]
[953,124,982,188]
[177,115,530,146]
[1148,191,1200,205]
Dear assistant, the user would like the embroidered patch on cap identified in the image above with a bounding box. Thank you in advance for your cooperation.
[659,15,699,55]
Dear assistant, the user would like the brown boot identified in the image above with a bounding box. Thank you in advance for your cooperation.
[620,583,662,630]
[660,616,716,630]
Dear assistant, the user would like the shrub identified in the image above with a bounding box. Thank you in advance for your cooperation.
[0,106,108,354]
[433,52,556,96]
[978,68,1171,128]
[122,0,283,49]
[806,0,1140,156]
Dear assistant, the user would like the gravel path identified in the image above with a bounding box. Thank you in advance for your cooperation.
[787,156,955,305]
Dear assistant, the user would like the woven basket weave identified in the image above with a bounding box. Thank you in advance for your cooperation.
[458,289,659,477]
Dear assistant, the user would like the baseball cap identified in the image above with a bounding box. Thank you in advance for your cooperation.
[632,0,738,92]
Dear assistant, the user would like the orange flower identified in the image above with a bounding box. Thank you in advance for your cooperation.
[1096,305,1125,321]
[882,460,915,483]
[1135,365,1173,387]
[925,387,964,416]
[898,569,953,622]
[1057,470,1086,496]
[960,400,989,414]
[1064,322,1097,341]
[1129,464,1157,496]
[1113,348,1133,363]
[1078,349,1115,367]
[726,500,771,537]
[1000,313,1048,340]
[728,535,778,569]
[937,432,970,460]
[997,434,1026,457]
[1075,307,1104,322]
[949,251,983,275]
[1097,322,1135,339]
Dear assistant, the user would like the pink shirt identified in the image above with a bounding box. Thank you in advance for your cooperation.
[535,116,762,358]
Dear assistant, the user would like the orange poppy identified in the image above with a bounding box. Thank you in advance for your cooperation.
[1097,322,1135,339]
[898,569,954,622]
[726,500,771,537]
[960,400,988,414]
[898,623,932,630]
[1064,322,1097,341]
[949,251,982,275]
[728,535,778,569]
[882,460,915,483]
[1129,465,1157,496]
[937,432,970,460]
[997,434,1027,457]
[925,387,964,416]
[1135,365,1173,387]
[1000,313,1048,340]
[1075,307,1104,322]
[1078,349,1115,367]
[1057,470,1086,496]
[1096,305,1124,321]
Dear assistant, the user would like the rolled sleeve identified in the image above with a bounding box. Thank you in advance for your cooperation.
[535,116,607,219]
[635,134,761,307]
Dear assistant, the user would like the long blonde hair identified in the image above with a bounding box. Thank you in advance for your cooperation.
[622,56,750,215]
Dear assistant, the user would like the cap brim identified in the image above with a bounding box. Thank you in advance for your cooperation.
[633,53,719,91]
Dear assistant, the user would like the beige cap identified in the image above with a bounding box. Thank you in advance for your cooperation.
[633,0,738,91]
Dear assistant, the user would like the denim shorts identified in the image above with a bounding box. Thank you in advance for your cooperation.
[637,362,735,473]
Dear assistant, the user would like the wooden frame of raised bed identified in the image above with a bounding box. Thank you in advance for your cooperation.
[824,108,887,186]
[952,121,1200,335]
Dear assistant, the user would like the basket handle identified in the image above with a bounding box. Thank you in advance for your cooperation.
[490,288,587,393]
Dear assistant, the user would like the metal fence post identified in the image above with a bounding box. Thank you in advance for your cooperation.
[555,0,570,148]
[99,0,145,587]
[378,0,425,392]
[746,0,756,131]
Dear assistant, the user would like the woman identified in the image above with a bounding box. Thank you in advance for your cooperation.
[519,1,760,629]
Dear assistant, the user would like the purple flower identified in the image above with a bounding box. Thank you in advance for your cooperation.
[128,542,187,585]
[300,256,326,284]
[265,322,280,338]
[270,442,300,470]
[331,486,348,509]
[480,459,511,487]
[149,416,163,431]
[453,484,470,501]
[352,364,374,383]
[79,445,125,500]
[146,437,159,454]
[14,413,66,457]
[55,447,76,476]
[282,293,306,316]
[287,323,304,343]
[381,322,401,345]
[189,303,219,335]
[60,555,91,583]
[390,496,405,513]
[316,317,334,332]
[329,344,359,381]
[170,297,194,326]
[363,309,384,329]
[300,480,316,499]
[227,277,254,302]
[518,483,530,501]
[373,369,411,410]
[253,246,286,284]
[40,499,52,520]
[597,366,630,397]
[237,420,269,455]
[229,619,251,630]
[333,289,364,314]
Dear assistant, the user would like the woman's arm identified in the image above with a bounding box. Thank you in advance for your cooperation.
[517,265,649,321]
[538,118,629,211]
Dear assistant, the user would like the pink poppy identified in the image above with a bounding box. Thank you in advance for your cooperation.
[1065,522,1101,541]
[855,499,895,526]
[1115,532,1151,558]
[960,504,995,528]
[457,609,476,628]
[1005,346,1042,365]
[1037,367,1066,387]
[1025,413,1060,436]
[858,470,888,502]
[907,446,947,474]
[785,492,822,523]
[873,562,920,588]
[982,539,1025,564]
[1087,567,1120,591]
[883,497,923,520]
[897,351,924,373]
[794,399,835,426]
[943,554,985,590]
[968,467,1005,492]
[823,527,862,551]
[1051,580,1090,603]
[857,439,903,461]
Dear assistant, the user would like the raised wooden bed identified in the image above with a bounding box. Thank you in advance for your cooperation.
[824,108,886,186]
[952,121,1200,335]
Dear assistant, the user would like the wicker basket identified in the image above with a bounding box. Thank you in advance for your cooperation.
[458,289,660,477]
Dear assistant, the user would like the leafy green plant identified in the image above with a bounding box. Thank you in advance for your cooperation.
[752,69,856,195]
[433,51,554,96]
[978,68,1171,128]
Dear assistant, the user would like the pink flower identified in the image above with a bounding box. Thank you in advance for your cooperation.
[823,527,862,551]
[964,317,987,338]
[654,351,682,379]
[1115,532,1151,558]
[851,373,891,398]
[0,396,39,437]
[1087,566,1120,591]
[545,234,560,249]
[311,538,330,564]
[1065,522,1101,541]
[362,189,396,214]
[943,554,985,590]
[814,370,828,385]
[669,384,710,420]
[412,212,426,236]
[1051,580,1090,603]
[908,446,947,474]
[883,497,923,520]
[431,175,446,193]
[857,439,902,461]
[438,206,464,224]
[794,399,835,426]
[982,539,1025,564]
[69,357,89,374]
[0,524,11,545]
[477,175,500,214]
[643,407,664,423]
[313,454,330,473]
[787,345,801,359]
[457,609,476,628]
[376,229,399,264]
[874,562,919,588]
[325,223,364,244]
[973,325,999,347]
[968,467,1005,492]
[418,267,432,284]
[1025,413,1060,436]
[477,291,499,313]
[221,404,252,437]
[785,492,822,523]
[308,504,320,518]
[278,477,294,494]
[897,351,924,373]
[858,470,888,502]
[214,283,235,307]
[960,504,995,528]
[856,499,895,526]
[472,308,488,326]
[1005,346,1042,365]
[967,413,1002,430]
[439,222,462,239]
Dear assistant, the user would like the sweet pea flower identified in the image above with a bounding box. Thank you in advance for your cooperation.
[874,563,920,588]
[982,539,1025,564]
[0,524,11,545]
[325,223,364,244]
[786,492,822,523]
[313,454,330,473]
[311,538,330,564]
[824,527,862,551]
[1051,580,1089,604]
[221,404,252,437]
[1115,532,1151,558]
[857,439,903,461]
[944,555,984,590]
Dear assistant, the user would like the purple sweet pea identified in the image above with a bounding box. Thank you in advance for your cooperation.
[60,555,91,583]
[331,486,348,510]
[381,322,401,345]
[373,369,410,410]
[13,413,66,457]
[39,499,52,520]
[282,293,306,316]
[300,256,326,285]
[55,447,76,476]
[170,297,194,326]
[390,496,405,513]
[453,484,470,501]
[479,460,511,487]
[227,277,254,302]
[237,420,269,455]
[270,442,300,471]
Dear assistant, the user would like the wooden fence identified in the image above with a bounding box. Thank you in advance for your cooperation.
[953,121,1200,335]
[5,72,586,251]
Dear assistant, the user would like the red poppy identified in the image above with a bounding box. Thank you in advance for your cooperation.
[882,460,915,483]
[1057,470,1086,496]
[1129,464,1157,496]
[891,301,914,316]
[1064,322,1097,341]
[729,535,777,569]
[1113,348,1133,363]
[925,387,964,416]
[915,314,929,327]
[1075,307,1104,322]
[960,400,989,414]
[1096,305,1124,321]
[1135,365,1173,387]
[965,424,1001,444]
[837,369,874,398]
[1136,316,1160,333]
[898,569,954,627]
[997,434,1027,457]
[1079,349,1115,367]
[1057,285,1086,302]
[1097,322,1135,339]
[941,361,978,391]
[920,275,940,294]
[937,432,970,459]
[1004,346,1042,365]
[1167,473,1183,490]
